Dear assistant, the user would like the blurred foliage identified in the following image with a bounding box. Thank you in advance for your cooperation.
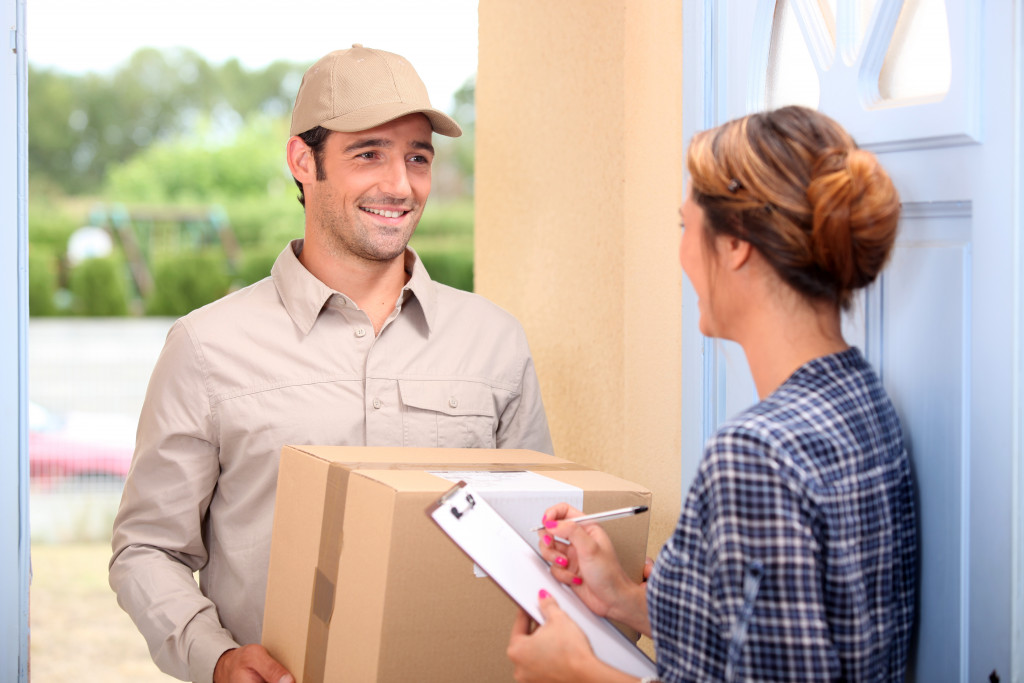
[416,244,474,292]
[145,249,232,316]
[67,256,130,316]
[105,116,291,203]
[411,198,475,292]
[450,76,476,190]
[29,49,306,196]
[28,49,477,316]
[236,243,285,287]
[29,201,81,255]
[28,247,59,316]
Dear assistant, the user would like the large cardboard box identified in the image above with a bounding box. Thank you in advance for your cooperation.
[263,446,652,683]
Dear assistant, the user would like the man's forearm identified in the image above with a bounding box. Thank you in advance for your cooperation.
[110,545,238,683]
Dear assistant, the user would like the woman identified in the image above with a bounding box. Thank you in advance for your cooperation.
[507,106,917,682]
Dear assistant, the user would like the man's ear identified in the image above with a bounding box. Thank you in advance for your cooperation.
[286,136,317,183]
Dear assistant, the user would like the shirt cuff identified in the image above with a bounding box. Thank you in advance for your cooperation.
[188,632,240,683]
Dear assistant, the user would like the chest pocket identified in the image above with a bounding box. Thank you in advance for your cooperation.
[397,380,497,448]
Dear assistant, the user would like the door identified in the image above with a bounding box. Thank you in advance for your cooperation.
[682,1,1021,680]
[1,0,30,680]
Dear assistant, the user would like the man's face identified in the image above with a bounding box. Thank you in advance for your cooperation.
[307,113,434,263]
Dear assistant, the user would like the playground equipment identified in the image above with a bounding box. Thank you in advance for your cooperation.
[87,203,240,301]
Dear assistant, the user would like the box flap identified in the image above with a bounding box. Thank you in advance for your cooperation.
[281,445,575,469]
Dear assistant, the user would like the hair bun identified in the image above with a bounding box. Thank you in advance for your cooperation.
[686,106,900,309]
[807,148,900,294]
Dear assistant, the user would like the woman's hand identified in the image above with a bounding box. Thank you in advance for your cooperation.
[536,503,650,633]
[506,590,600,683]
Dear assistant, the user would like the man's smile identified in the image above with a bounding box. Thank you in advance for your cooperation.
[361,206,411,219]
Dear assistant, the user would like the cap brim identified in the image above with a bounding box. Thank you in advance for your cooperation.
[301,102,463,138]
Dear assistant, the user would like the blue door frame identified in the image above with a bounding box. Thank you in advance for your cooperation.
[2,0,31,680]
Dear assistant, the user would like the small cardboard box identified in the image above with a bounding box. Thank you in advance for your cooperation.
[262,446,652,683]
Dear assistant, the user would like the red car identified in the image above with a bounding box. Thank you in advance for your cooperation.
[29,402,136,490]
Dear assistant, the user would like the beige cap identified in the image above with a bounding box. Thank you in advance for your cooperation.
[289,44,462,138]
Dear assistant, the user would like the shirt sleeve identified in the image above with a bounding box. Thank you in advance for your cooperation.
[494,330,554,455]
[652,427,836,682]
[109,320,238,683]
[702,429,836,681]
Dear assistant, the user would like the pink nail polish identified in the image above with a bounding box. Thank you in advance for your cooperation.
[555,556,568,567]
[572,576,583,585]
[539,589,550,599]
[544,520,558,529]
[543,535,553,546]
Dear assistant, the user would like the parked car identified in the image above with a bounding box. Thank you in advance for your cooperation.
[29,401,136,490]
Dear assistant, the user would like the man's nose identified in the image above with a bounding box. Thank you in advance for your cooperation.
[378,158,412,196]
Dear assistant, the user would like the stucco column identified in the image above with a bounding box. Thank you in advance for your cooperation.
[476,0,684,559]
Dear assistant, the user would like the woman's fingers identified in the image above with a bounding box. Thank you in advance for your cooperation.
[511,607,534,636]
[540,503,584,525]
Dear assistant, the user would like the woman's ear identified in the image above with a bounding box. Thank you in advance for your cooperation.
[286,136,316,183]
[722,235,753,271]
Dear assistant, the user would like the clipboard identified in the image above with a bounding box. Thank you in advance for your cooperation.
[427,481,658,678]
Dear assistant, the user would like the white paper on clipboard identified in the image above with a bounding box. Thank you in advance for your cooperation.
[427,481,658,678]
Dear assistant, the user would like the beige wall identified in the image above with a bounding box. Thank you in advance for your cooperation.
[476,0,684,556]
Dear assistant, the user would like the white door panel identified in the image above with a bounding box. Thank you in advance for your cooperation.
[683,1,1019,679]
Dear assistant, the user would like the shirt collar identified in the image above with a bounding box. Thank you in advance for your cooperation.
[272,239,438,336]
[402,247,438,333]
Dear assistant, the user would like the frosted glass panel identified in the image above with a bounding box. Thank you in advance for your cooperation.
[879,0,951,102]
[825,0,878,64]
[766,0,822,109]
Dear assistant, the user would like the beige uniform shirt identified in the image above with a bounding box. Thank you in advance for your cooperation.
[109,241,553,682]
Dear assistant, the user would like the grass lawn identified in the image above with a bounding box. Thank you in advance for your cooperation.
[30,541,177,682]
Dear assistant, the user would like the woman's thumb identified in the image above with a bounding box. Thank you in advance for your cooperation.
[537,588,562,621]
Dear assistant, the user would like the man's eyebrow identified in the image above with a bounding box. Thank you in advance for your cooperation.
[412,140,435,155]
[343,138,391,154]
[342,138,435,155]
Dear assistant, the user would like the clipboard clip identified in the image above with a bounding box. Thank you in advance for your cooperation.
[435,481,476,519]
[450,493,476,519]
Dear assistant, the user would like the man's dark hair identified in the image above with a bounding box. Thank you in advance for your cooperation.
[293,126,332,208]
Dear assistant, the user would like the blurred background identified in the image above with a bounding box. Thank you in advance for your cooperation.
[26,1,479,680]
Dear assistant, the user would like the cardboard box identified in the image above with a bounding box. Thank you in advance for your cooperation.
[263,446,652,683]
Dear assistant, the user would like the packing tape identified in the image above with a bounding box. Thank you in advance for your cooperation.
[303,463,349,683]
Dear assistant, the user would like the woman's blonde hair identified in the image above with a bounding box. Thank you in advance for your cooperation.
[686,106,900,309]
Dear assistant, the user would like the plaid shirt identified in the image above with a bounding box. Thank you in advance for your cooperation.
[648,348,916,682]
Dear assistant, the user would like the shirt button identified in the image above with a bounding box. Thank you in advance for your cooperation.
[372,398,382,410]
[355,327,366,338]
[448,397,458,409]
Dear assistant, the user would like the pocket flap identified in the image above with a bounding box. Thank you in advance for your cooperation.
[397,380,493,417]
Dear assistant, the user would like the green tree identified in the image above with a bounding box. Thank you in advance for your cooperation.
[28,49,308,195]
[105,115,291,203]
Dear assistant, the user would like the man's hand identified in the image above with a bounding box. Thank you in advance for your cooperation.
[213,645,294,683]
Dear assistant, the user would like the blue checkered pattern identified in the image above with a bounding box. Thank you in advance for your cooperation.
[648,348,916,682]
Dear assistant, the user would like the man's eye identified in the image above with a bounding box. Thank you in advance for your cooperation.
[410,155,430,164]
[358,152,378,160]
